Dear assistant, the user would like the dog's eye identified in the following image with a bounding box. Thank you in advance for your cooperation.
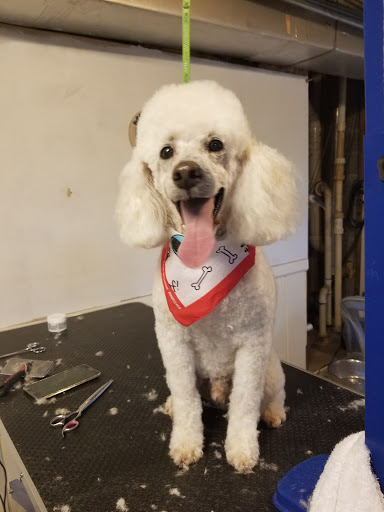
[160,146,174,160]
[208,139,223,152]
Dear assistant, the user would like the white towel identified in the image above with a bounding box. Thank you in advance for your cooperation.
[309,431,384,512]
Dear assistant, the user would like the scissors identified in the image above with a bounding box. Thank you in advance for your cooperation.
[0,342,46,361]
[50,379,113,437]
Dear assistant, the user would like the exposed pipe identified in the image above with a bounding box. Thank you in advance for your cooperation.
[333,77,347,332]
[281,0,363,30]
[309,76,323,253]
[316,182,332,337]
[319,287,328,338]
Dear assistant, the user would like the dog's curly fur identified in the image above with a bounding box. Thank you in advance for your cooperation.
[116,80,299,472]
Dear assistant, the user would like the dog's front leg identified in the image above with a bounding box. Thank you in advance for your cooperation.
[225,339,270,473]
[156,322,203,467]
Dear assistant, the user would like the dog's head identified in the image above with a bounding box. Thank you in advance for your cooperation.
[116,80,299,266]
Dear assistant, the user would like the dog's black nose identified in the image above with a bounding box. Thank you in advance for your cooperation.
[173,161,202,190]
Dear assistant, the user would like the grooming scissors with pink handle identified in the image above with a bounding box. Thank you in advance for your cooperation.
[50,379,113,437]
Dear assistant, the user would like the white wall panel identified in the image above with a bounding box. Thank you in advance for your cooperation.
[273,275,287,361]
[274,268,307,368]
[285,271,307,368]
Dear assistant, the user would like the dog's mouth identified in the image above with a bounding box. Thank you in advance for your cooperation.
[175,188,224,269]
[213,187,224,219]
[176,187,224,222]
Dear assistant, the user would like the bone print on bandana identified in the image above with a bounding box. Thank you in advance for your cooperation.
[161,233,256,326]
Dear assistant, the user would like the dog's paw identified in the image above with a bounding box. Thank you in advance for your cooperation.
[169,425,203,467]
[225,433,259,473]
[170,438,203,467]
[226,445,259,473]
[170,443,203,467]
[261,403,286,428]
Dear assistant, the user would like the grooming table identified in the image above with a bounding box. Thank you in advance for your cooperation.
[0,303,364,512]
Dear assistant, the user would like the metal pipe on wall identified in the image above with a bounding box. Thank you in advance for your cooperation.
[309,77,323,253]
[333,77,347,332]
[319,287,328,337]
[316,181,332,337]
[281,0,363,29]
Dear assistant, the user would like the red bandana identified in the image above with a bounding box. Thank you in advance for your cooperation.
[161,234,256,326]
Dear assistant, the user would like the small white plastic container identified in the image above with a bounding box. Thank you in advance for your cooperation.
[47,313,67,333]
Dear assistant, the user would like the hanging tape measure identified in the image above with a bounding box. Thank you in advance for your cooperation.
[182,0,191,83]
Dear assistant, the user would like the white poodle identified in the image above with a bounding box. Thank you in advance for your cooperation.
[116,80,299,473]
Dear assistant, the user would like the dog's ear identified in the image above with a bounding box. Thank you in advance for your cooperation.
[115,151,168,248]
[227,141,300,246]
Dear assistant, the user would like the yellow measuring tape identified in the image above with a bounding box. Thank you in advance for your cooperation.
[182,0,190,83]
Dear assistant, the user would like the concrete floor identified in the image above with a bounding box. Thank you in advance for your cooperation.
[307,329,346,373]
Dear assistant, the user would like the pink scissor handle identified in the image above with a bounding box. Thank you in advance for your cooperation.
[62,419,79,436]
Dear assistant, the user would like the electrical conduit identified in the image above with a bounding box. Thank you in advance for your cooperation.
[316,182,332,337]
[334,77,347,332]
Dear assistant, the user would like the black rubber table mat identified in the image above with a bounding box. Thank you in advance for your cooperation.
[0,303,364,512]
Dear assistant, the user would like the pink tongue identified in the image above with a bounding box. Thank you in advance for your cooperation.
[178,197,216,268]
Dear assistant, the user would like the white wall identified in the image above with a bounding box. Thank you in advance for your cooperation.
[0,25,308,365]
